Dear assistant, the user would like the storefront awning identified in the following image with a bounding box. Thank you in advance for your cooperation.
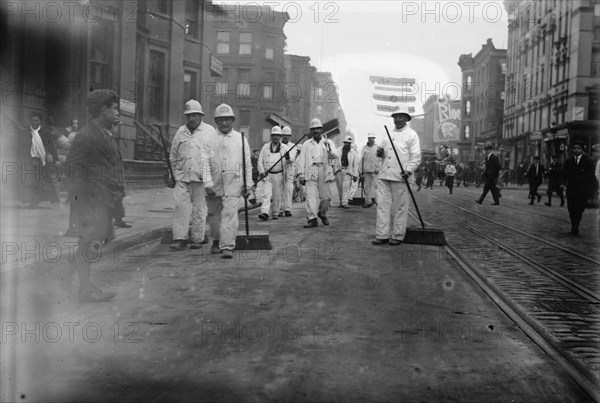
[265,113,292,128]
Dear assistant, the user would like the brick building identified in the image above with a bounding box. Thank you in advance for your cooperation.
[458,39,507,165]
[503,0,600,167]
[283,54,316,143]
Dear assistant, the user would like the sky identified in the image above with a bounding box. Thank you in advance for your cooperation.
[221,0,509,145]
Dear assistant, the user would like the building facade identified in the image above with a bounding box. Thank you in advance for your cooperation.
[283,54,315,143]
[310,71,347,147]
[1,0,215,162]
[458,39,507,165]
[503,0,600,168]
[202,4,290,151]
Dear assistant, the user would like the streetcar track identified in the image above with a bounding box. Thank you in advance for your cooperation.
[425,194,600,266]
[433,208,600,303]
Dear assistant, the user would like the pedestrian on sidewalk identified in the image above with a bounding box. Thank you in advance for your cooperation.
[257,126,290,221]
[103,119,131,228]
[445,159,457,194]
[278,126,296,217]
[336,136,360,209]
[544,155,565,207]
[298,118,338,227]
[563,141,595,236]
[361,133,380,207]
[17,111,60,208]
[372,105,421,245]
[526,156,545,205]
[414,163,423,191]
[475,145,501,206]
[169,99,215,251]
[62,89,121,302]
[203,104,254,259]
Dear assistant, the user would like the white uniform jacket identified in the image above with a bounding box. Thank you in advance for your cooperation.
[336,146,360,178]
[202,129,253,197]
[298,138,339,181]
[378,125,421,182]
[170,121,216,183]
[258,142,291,177]
[361,144,381,173]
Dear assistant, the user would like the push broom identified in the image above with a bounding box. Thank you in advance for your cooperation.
[235,131,272,250]
[384,125,447,246]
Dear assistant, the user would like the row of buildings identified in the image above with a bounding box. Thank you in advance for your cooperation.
[422,0,599,168]
[0,1,347,162]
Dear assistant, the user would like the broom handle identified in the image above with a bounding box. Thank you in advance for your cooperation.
[252,131,309,191]
[241,132,250,236]
[384,125,425,229]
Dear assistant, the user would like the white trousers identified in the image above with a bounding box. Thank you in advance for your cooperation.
[342,171,353,206]
[280,178,294,212]
[363,172,375,202]
[172,181,207,242]
[206,196,241,251]
[305,165,331,220]
[260,172,283,216]
[375,178,409,241]
[347,174,359,200]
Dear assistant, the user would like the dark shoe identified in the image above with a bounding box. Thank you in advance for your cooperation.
[210,240,220,254]
[544,202,551,207]
[169,240,187,251]
[317,213,329,225]
[272,215,278,220]
[491,202,500,206]
[190,240,207,250]
[304,218,318,228]
[278,211,284,217]
[285,211,292,217]
[258,213,269,221]
[528,201,534,205]
[114,220,132,228]
[475,200,482,205]
[221,249,233,259]
[341,205,350,209]
[362,204,372,208]
[78,286,115,303]
[337,205,344,208]
[372,238,389,245]
[389,239,402,245]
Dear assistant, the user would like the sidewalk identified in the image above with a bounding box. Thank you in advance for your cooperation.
[0,187,261,271]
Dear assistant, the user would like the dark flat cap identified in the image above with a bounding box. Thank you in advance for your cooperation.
[484,145,493,150]
[86,89,119,110]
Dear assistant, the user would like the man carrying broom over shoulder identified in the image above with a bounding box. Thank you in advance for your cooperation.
[372,105,421,245]
[203,104,254,259]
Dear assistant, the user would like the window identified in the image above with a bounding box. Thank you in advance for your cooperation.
[217,31,230,54]
[90,21,112,89]
[465,100,471,115]
[185,0,199,38]
[183,71,197,101]
[265,36,275,60]
[215,82,228,95]
[464,125,470,139]
[466,75,472,92]
[237,69,251,97]
[264,72,274,101]
[149,51,166,120]
[239,110,250,137]
[500,62,507,75]
[239,32,252,55]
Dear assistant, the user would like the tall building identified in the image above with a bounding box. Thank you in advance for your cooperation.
[203,4,290,151]
[311,71,347,147]
[0,0,213,161]
[503,0,600,167]
[458,39,507,165]
[283,54,316,143]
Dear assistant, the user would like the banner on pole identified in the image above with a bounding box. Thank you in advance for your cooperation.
[433,101,461,144]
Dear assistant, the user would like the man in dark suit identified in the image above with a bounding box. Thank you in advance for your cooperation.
[544,155,564,207]
[62,89,121,302]
[563,141,595,235]
[526,156,545,205]
[475,145,501,205]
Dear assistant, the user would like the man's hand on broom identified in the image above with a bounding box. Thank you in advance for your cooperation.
[205,186,216,197]
[401,171,412,181]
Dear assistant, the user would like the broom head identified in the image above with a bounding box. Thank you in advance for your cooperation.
[235,231,272,250]
[402,227,447,246]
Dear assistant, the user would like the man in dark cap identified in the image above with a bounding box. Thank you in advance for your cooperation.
[475,144,501,205]
[544,155,564,207]
[62,89,121,302]
[563,141,595,235]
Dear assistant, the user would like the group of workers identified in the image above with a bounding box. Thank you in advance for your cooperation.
[169,101,421,254]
